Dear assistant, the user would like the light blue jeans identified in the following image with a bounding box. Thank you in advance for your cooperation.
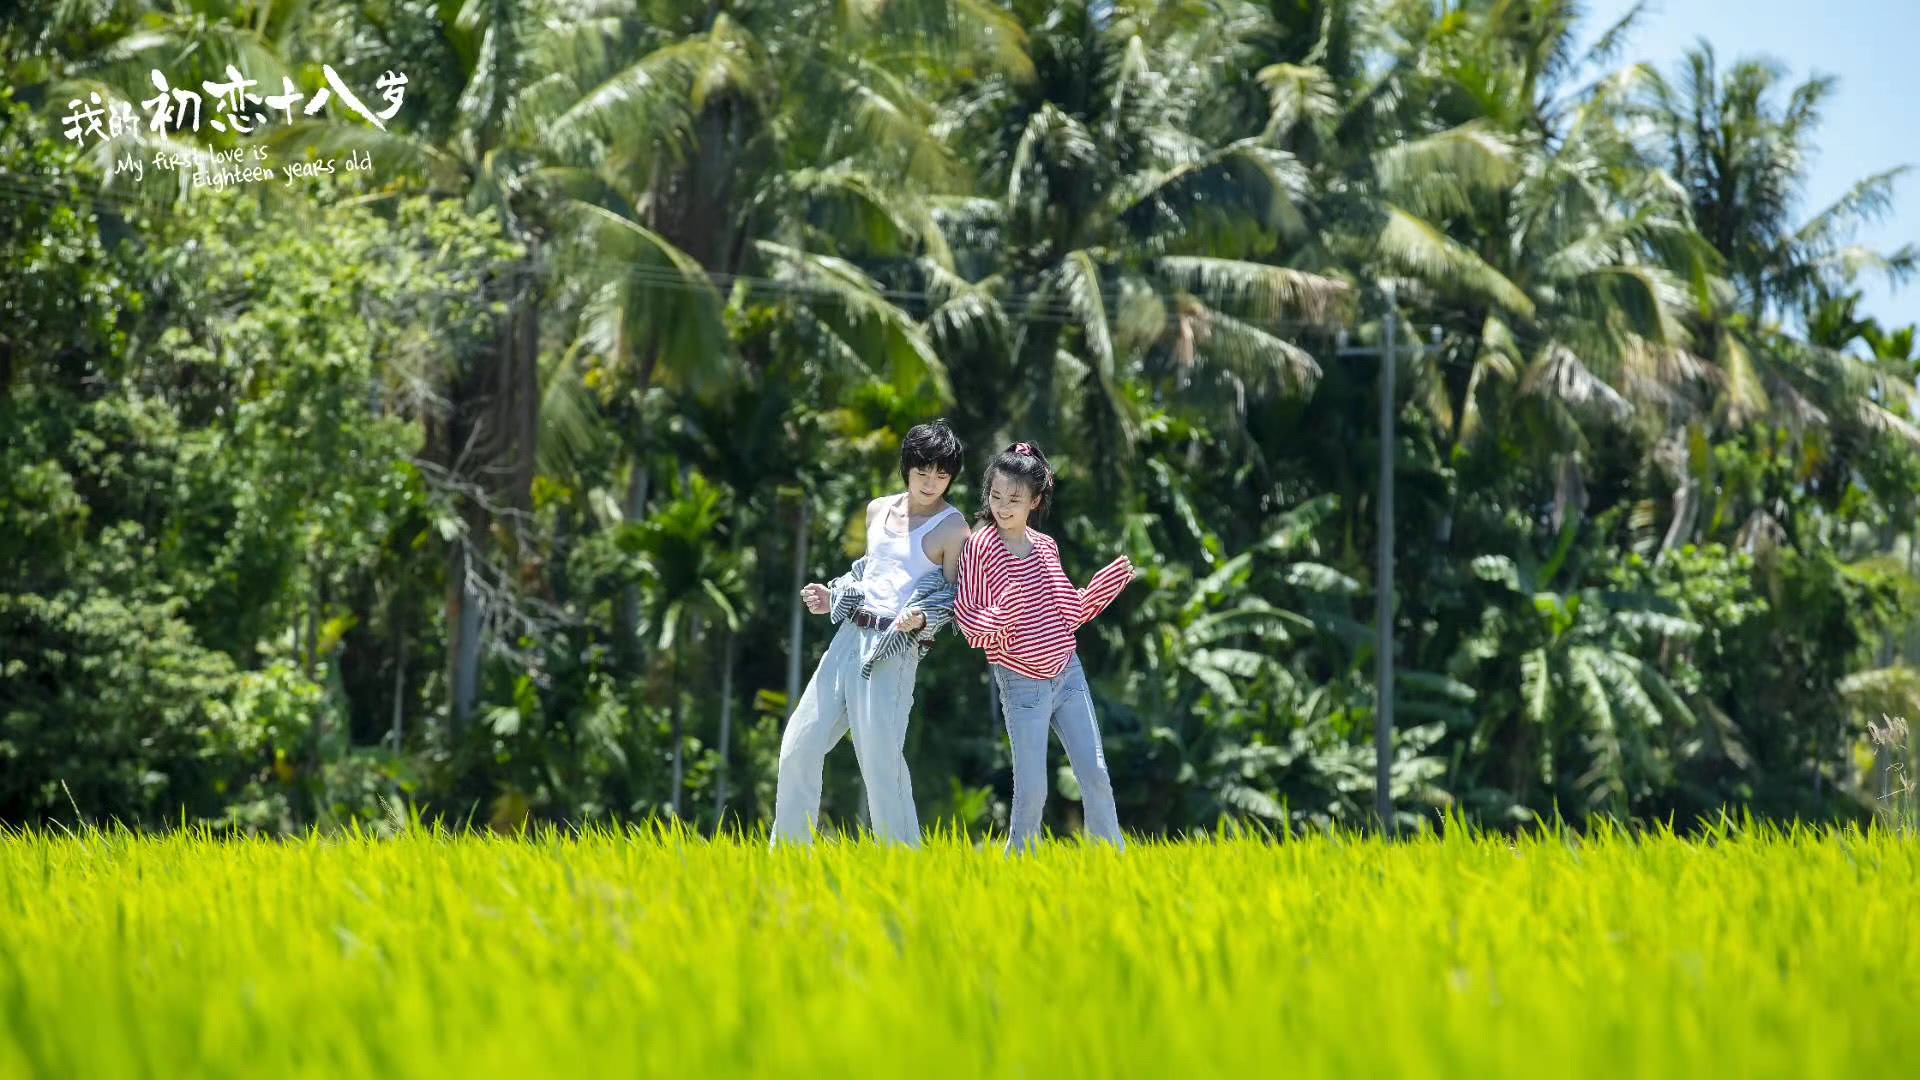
[772,622,922,848]
[992,655,1124,853]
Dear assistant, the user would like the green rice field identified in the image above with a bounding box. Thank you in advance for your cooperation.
[2,822,1915,1077]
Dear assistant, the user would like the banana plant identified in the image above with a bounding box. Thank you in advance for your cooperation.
[1459,519,1702,818]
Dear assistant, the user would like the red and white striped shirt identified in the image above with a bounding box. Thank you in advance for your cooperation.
[954,526,1134,680]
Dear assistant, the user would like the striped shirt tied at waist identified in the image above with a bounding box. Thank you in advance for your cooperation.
[825,556,959,679]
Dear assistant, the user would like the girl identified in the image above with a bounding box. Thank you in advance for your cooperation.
[954,442,1136,852]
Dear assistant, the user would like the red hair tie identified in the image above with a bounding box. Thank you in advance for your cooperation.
[1014,442,1033,455]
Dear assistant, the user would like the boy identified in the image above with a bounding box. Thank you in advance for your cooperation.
[770,420,971,847]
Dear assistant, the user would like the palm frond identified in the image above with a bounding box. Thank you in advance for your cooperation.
[1716,331,1770,425]
[1177,304,1323,395]
[1059,248,1115,373]
[1520,647,1552,727]
[822,50,960,189]
[565,200,730,394]
[1111,141,1314,253]
[755,239,951,402]
[1283,562,1361,596]
[1794,166,1910,250]
[1007,102,1096,212]
[1377,205,1534,316]
[1180,606,1314,649]
[1154,256,1346,324]
[546,40,700,160]
[1257,62,1338,142]
[536,341,611,481]
[1522,343,1631,420]
[1374,123,1519,220]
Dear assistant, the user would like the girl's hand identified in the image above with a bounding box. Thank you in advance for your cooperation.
[893,609,927,634]
[802,583,831,614]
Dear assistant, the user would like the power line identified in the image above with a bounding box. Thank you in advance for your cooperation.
[0,170,1449,340]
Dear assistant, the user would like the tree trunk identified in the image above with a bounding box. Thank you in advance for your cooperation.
[617,456,651,672]
[1658,478,1700,561]
[669,641,684,820]
[786,497,810,708]
[391,633,407,752]
[306,566,324,799]
[1374,302,1397,835]
[671,612,701,820]
[1019,310,1062,436]
[714,629,739,825]
[440,252,543,740]
[448,544,482,739]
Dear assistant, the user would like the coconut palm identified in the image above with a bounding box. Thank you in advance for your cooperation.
[1632,42,1917,453]
[923,0,1348,468]
[521,0,1002,679]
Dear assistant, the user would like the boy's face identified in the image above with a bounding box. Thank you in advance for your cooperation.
[907,464,953,503]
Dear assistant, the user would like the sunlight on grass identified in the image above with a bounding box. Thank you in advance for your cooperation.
[1,820,1915,1077]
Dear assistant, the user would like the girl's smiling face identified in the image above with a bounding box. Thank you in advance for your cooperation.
[986,469,1041,533]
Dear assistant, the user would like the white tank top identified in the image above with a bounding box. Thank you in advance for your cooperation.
[861,495,959,617]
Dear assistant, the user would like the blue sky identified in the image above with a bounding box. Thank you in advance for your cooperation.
[1583,0,1919,328]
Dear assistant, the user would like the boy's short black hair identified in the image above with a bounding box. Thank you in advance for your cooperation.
[900,418,964,482]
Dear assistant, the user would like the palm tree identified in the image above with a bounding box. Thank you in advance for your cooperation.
[1640,43,1915,321]
[925,0,1347,467]
[525,0,996,686]
[234,0,562,739]
[1633,42,1916,457]
[619,471,744,818]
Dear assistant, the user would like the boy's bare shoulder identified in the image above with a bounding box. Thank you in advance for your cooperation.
[933,508,971,540]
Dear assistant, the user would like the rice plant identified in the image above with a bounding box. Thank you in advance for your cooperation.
[1,819,1915,1078]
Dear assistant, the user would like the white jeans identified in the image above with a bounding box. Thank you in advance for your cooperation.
[772,622,922,847]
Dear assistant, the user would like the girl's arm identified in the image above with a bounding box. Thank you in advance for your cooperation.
[953,538,1015,649]
[1075,555,1135,627]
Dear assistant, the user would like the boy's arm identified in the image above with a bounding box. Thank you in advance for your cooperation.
[939,515,966,582]
[895,516,969,636]
[896,570,958,640]
[824,556,868,623]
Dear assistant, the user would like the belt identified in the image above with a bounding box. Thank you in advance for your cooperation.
[850,608,892,631]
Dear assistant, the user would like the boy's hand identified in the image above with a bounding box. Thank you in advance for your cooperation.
[802,583,831,614]
[892,609,927,634]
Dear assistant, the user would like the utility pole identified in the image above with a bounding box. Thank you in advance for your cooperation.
[1375,285,1397,834]
[1334,289,1436,836]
